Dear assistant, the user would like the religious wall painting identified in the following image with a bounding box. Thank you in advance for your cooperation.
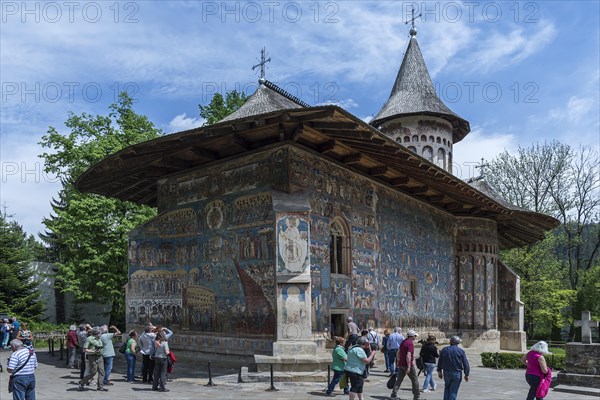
[330,279,351,309]
[233,193,273,227]
[486,256,496,329]
[458,255,474,329]
[474,255,486,329]
[237,227,274,261]
[276,214,310,275]
[126,297,183,328]
[142,208,198,238]
[278,284,311,340]
[205,200,226,230]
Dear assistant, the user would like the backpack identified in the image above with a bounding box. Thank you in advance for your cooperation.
[416,356,424,370]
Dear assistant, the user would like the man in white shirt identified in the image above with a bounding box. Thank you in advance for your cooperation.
[8,339,38,399]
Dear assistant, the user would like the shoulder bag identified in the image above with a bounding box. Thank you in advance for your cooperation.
[8,350,33,393]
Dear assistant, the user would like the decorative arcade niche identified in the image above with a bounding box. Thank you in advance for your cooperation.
[454,218,499,331]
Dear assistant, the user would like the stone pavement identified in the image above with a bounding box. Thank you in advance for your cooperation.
[1,348,598,400]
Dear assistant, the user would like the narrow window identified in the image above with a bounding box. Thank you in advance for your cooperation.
[330,218,350,275]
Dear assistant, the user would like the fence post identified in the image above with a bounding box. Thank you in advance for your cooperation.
[494,352,499,369]
[59,338,64,361]
[237,367,243,383]
[552,354,555,370]
[327,364,331,386]
[204,361,217,386]
[266,364,278,391]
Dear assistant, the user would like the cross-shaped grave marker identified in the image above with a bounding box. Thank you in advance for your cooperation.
[574,310,598,344]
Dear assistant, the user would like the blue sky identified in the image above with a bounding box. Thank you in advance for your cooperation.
[1,1,599,237]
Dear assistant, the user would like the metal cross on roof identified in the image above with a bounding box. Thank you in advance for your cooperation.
[252,47,272,83]
[475,158,490,179]
[405,6,422,36]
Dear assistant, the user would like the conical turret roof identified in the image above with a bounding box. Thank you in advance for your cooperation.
[371,33,470,143]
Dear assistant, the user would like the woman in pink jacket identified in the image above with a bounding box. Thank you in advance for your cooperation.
[521,340,551,400]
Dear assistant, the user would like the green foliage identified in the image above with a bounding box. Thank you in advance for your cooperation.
[38,92,160,324]
[481,352,565,370]
[198,90,248,125]
[577,264,600,318]
[0,214,44,320]
[502,234,576,339]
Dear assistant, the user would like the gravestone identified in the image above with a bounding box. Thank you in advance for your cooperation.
[557,311,600,388]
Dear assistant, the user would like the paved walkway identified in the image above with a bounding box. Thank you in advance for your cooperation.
[1,348,598,399]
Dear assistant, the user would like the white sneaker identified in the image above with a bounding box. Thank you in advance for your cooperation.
[423,389,430,393]
[432,385,437,391]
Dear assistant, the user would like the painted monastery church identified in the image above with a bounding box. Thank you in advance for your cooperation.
[76,27,558,364]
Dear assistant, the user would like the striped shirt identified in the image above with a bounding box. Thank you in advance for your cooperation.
[8,348,38,376]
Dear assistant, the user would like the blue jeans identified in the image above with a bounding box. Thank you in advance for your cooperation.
[384,349,391,371]
[387,349,398,374]
[443,371,462,400]
[103,356,114,384]
[11,373,36,400]
[326,370,348,394]
[125,352,136,382]
[423,362,436,390]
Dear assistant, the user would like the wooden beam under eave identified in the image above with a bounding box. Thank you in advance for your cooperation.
[159,156,193,169]
[288,108,336,122]
[427,195,445,202]
[445,202,462,210]
[409,186,429,194]
[190,146,219,160]
[342,153,362,164]
[309,121,359,130]
[291,123,304,142]
[369,166,388,177]
[390,176,410,186]
[232,134,250,150]
[319,140,337,155]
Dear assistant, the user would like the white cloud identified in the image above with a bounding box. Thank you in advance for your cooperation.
[317,98,358,109]
[167,113,205,133]
[549,96,596,124]
[460,22,557,74]
[453,128,517,180]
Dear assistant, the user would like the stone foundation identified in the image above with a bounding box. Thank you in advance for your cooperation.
[557,343,600,388]
[456,329,501,353]
[500,330,526,352]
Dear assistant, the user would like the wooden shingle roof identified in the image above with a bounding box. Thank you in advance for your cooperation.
[76,105,558,249]
[370,35,470,143]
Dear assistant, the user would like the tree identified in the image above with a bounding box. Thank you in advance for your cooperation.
[39,93,160,325]
[485,141,600,338]
[0,213,44,320]
[549,146,600,290]
[502,234,575,339]
[198,90,248,125]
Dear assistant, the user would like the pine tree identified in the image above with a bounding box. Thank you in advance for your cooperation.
[0,213,44,319]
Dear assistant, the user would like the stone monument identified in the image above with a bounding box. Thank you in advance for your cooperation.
[557,311,600,388]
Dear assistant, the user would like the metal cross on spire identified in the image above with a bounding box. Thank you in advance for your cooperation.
[252,47,272,84]
[405,6,422,37]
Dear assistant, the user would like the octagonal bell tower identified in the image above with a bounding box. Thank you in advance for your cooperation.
[371,27,470,174]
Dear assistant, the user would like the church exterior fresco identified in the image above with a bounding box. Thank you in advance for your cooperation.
[125,145,505,355]
[288,146,457,334]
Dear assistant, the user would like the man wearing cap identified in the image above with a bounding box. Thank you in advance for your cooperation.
[347,317,360,335]
[390,329,420,400]
[437,336,470,400]
[78,327,107,392]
